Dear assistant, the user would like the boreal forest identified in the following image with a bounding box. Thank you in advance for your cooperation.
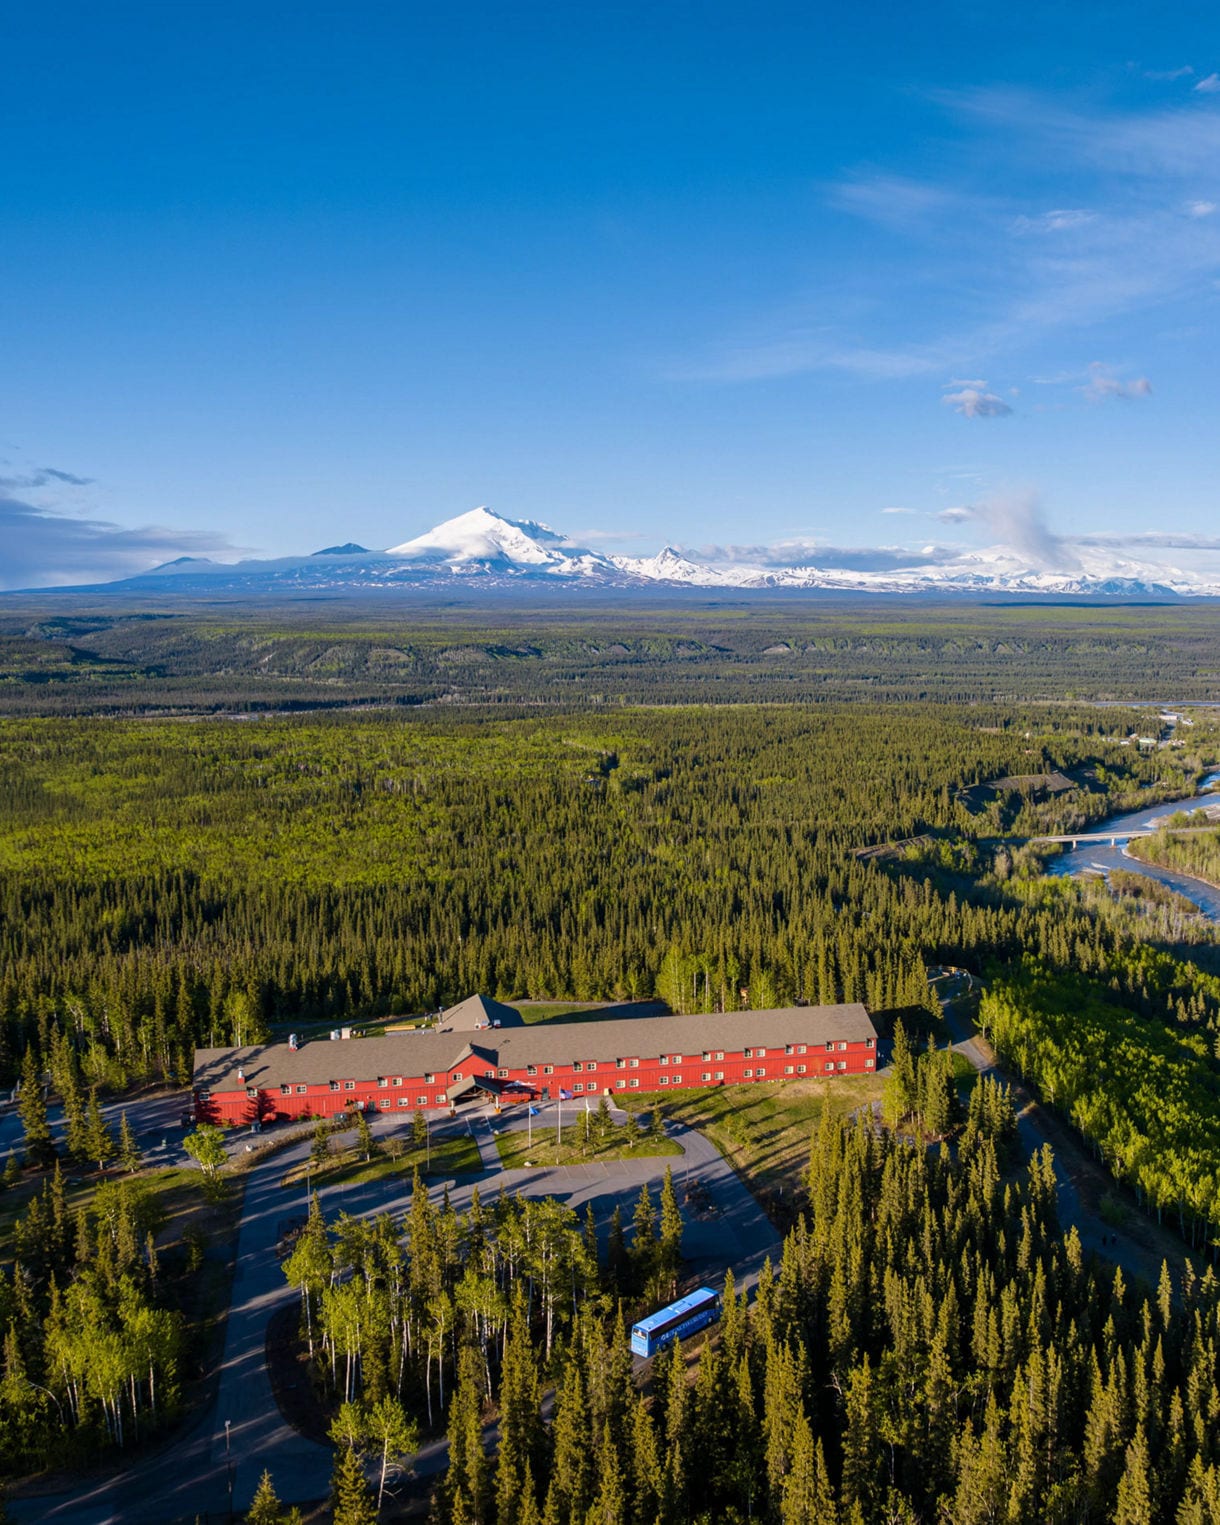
[1,598,1220,1521]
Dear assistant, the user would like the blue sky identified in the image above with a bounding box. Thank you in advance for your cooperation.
[3,0,1220,586]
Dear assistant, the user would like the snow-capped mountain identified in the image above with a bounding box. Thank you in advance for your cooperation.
[46,505,1220,597]
[385,506,613,578]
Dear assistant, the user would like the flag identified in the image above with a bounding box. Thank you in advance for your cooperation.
[528,1106,540,1116]
[559,1088,573,1100]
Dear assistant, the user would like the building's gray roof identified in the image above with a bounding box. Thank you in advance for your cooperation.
[437,994,523,1031]
[193,1002,876,1096]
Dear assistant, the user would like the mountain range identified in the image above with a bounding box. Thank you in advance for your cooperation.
[62,506,1220,598]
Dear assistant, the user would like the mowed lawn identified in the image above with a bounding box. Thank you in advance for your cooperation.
[630,1075,885,1198]
[279,1130,482,1189]
[493,1120,682,1169]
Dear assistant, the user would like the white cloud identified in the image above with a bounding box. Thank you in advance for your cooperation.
[1014,208,1095,233]
[1143,65,1194,82]
[942,386,1013,418]
[1187,199,1217,217]
[881,505,915,514]
[937,490,1080,571]
[1081,363,1152,402]
[1194,73,1220,93]
[0,494,244,590]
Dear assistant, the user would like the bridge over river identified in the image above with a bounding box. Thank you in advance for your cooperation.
[1026,825,1217,847]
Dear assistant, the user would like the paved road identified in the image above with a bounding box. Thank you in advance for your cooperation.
[936,991,1175,1289]
[11,1102,779,1524]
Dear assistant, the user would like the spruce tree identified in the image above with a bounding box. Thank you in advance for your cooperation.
[17,1049,54,1169]
[118,1111,142,1173]
[247,1469,284,1525]
[331,1443,375,1525]
[84,1089,116,1172]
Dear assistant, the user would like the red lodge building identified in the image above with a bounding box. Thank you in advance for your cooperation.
[191,993,881,1127]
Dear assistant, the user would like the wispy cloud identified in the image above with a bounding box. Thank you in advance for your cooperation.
[936,490,1080,571]
[1013,208,1096,233]
[1080,363,1152,402]
[942,384,1013,418]
[1074,531,1220,550]
[1194,73,1220,94]
[694,539,950,572]
[672,84,1220,390]
[0,465,96,491]
[881,505,916,515]
[0,495,244,590]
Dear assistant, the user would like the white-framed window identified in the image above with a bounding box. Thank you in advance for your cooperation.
[784,1065,794,1075]
[744,1048,753,1059]
[715,1070,724,1080]
[673,1075,682,1085]
[543,1065,554,1075]
[865,1059,874,1069]
[838,1041,847,1051]
[702,1051,711,1062]
[344,1080,355,1090]
[424,1073,435,1084]
[573,1061,583,1072]
[825,1041,834,1052]
[757,1066,766,1077]
[574,1082,584,1092]
[659,1055,669,1065]
[866,1037,875,1049]
[498,1068,508,1078]
[701,1071,711,1082]
[378,1077,388,1087]
[784,1044,794,1056]
[615,1079,626,1090]
[393,1076,403,1086]
[588,1061,597,1072]
[280,1084,291,1095]
[838,1060,847,1070]
[296,1084,307,1094]
[379,1099,390,1109]
[629,1057,639,1068]
[798,1044,806,1054]
[400,1097,412,1107]
[659,1075,669,1086]
[329,1080,340,1091]
[629,1078,639,1088]
[797,1065,806,1075]
[744,1068,754,1078]
[616,1058,626,1069]
[715,1051,724,1061]
[825,1061,835,1072]
[436,1094,446,1104]
[527,1065,537,1076]
[757,1048,766,1058]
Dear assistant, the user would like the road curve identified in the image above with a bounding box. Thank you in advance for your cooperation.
[11,1106,779,1524]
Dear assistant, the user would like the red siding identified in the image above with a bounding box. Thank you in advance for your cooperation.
[195,1037,877,1125]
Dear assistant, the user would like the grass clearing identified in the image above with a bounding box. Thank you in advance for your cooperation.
[279,1131,481,1189]
[493,1121,681,1169]
[631,1076,885,1198]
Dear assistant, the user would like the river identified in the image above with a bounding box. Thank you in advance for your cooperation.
[1045,772,1220,920]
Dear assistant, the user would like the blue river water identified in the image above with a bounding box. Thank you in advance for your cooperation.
[1044,772,1220,920]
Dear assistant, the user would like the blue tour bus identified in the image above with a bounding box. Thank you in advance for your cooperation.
[630,1287,721,1358]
